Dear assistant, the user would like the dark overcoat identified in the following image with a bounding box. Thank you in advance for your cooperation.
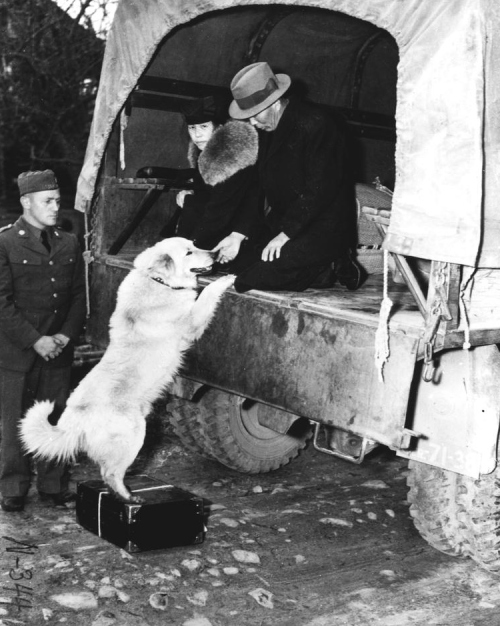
[233,98,354,292]
[176,120,263,250]
[0,218,86,372]
[258,97,351,248]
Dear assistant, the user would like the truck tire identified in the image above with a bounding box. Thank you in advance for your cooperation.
[167,395,214,460]
[454,467,500,572]
[407,460,500,571]
[174,388,311,473]
[406,460,464,557]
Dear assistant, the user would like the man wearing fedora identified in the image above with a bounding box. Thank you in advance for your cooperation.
[0,170,86,512]
[229,62,360,292]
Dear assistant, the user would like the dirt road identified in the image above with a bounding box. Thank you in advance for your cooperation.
[1,412,500,626]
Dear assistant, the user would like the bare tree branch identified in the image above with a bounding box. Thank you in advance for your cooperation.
[0,0,107,195]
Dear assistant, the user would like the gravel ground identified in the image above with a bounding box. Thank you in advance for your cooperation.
[1,397,500,626]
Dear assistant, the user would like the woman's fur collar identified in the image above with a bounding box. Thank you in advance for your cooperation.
[188,120,258,186]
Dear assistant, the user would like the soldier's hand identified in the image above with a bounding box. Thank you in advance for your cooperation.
[33,336,64,361]
[53,333,70,348]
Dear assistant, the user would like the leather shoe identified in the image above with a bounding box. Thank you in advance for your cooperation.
[334,254,365,291]
[39,490,77,507]
[1,496,25,512]
[310,265,336,289]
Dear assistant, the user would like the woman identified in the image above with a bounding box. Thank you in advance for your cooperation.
[176,96,262,268]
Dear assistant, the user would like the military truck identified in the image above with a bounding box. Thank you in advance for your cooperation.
[75,1,500,571]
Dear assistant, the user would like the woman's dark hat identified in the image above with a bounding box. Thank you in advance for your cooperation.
[183,96,227,125]
[229,62,291,119]
[17,170,59,196]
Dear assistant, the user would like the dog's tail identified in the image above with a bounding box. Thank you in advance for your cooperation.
[19,400,81,463]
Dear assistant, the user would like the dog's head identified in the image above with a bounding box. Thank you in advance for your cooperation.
[133,237,215,289]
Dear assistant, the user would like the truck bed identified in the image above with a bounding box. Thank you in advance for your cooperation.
[102,251,423,333]
[89,251,500,452]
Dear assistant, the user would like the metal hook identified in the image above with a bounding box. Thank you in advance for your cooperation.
[421,341,436,382]
[422,359,435,383]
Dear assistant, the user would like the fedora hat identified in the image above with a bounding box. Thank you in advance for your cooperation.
[229,62,291,119]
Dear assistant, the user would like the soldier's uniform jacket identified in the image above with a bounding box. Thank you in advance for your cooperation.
[0,217,86,372]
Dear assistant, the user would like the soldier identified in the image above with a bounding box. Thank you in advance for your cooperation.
[0,170,86,512]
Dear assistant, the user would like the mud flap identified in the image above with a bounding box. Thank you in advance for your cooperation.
[398,345,500,478]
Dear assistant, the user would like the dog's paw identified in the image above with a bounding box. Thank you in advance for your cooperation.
[128,494,145,504]
[113,492,145,505]
[201,274,235,298]
[193,274,235,326]
[214,274,235,290]
[107,486,145,505]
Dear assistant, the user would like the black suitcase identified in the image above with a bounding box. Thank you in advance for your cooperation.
[76,475,205,553]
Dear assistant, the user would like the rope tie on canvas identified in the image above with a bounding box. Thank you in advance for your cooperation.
[120,108,128,171]
[83,206,92,318]
[459,266,476,350]
[374,249,393,382]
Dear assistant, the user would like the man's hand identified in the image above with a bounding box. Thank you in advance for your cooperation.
[261,232,290,262]
[176,190,194,208]
[53,333,70,348]
[33,335,67,361]
[213,232,246,264]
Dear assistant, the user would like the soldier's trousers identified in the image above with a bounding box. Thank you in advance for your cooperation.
[0,365,71,497]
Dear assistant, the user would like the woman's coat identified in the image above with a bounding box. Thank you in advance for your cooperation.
[177,120,261,251]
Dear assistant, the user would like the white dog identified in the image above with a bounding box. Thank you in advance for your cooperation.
[20,237,234,502]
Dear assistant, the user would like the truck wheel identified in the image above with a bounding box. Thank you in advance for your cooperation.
[181,388,311,473]
[454,468,500,572]
[406,460,464,557]
[167,395,214,460]
[407,460,500,571]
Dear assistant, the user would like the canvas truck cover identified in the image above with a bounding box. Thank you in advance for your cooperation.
[76,0,500,268]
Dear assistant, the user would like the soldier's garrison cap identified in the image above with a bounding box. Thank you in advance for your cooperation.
[17,170,59,196]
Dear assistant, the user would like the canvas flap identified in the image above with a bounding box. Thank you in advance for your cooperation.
[76,0,500,267]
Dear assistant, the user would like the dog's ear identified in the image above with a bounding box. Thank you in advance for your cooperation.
[134,247,155,270]
[134,247,175,273]
[158,253,175,274]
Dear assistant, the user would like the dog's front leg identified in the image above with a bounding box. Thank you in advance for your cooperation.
[191,274,235,339]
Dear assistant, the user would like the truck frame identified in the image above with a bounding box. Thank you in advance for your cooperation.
[76,0,500,571]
